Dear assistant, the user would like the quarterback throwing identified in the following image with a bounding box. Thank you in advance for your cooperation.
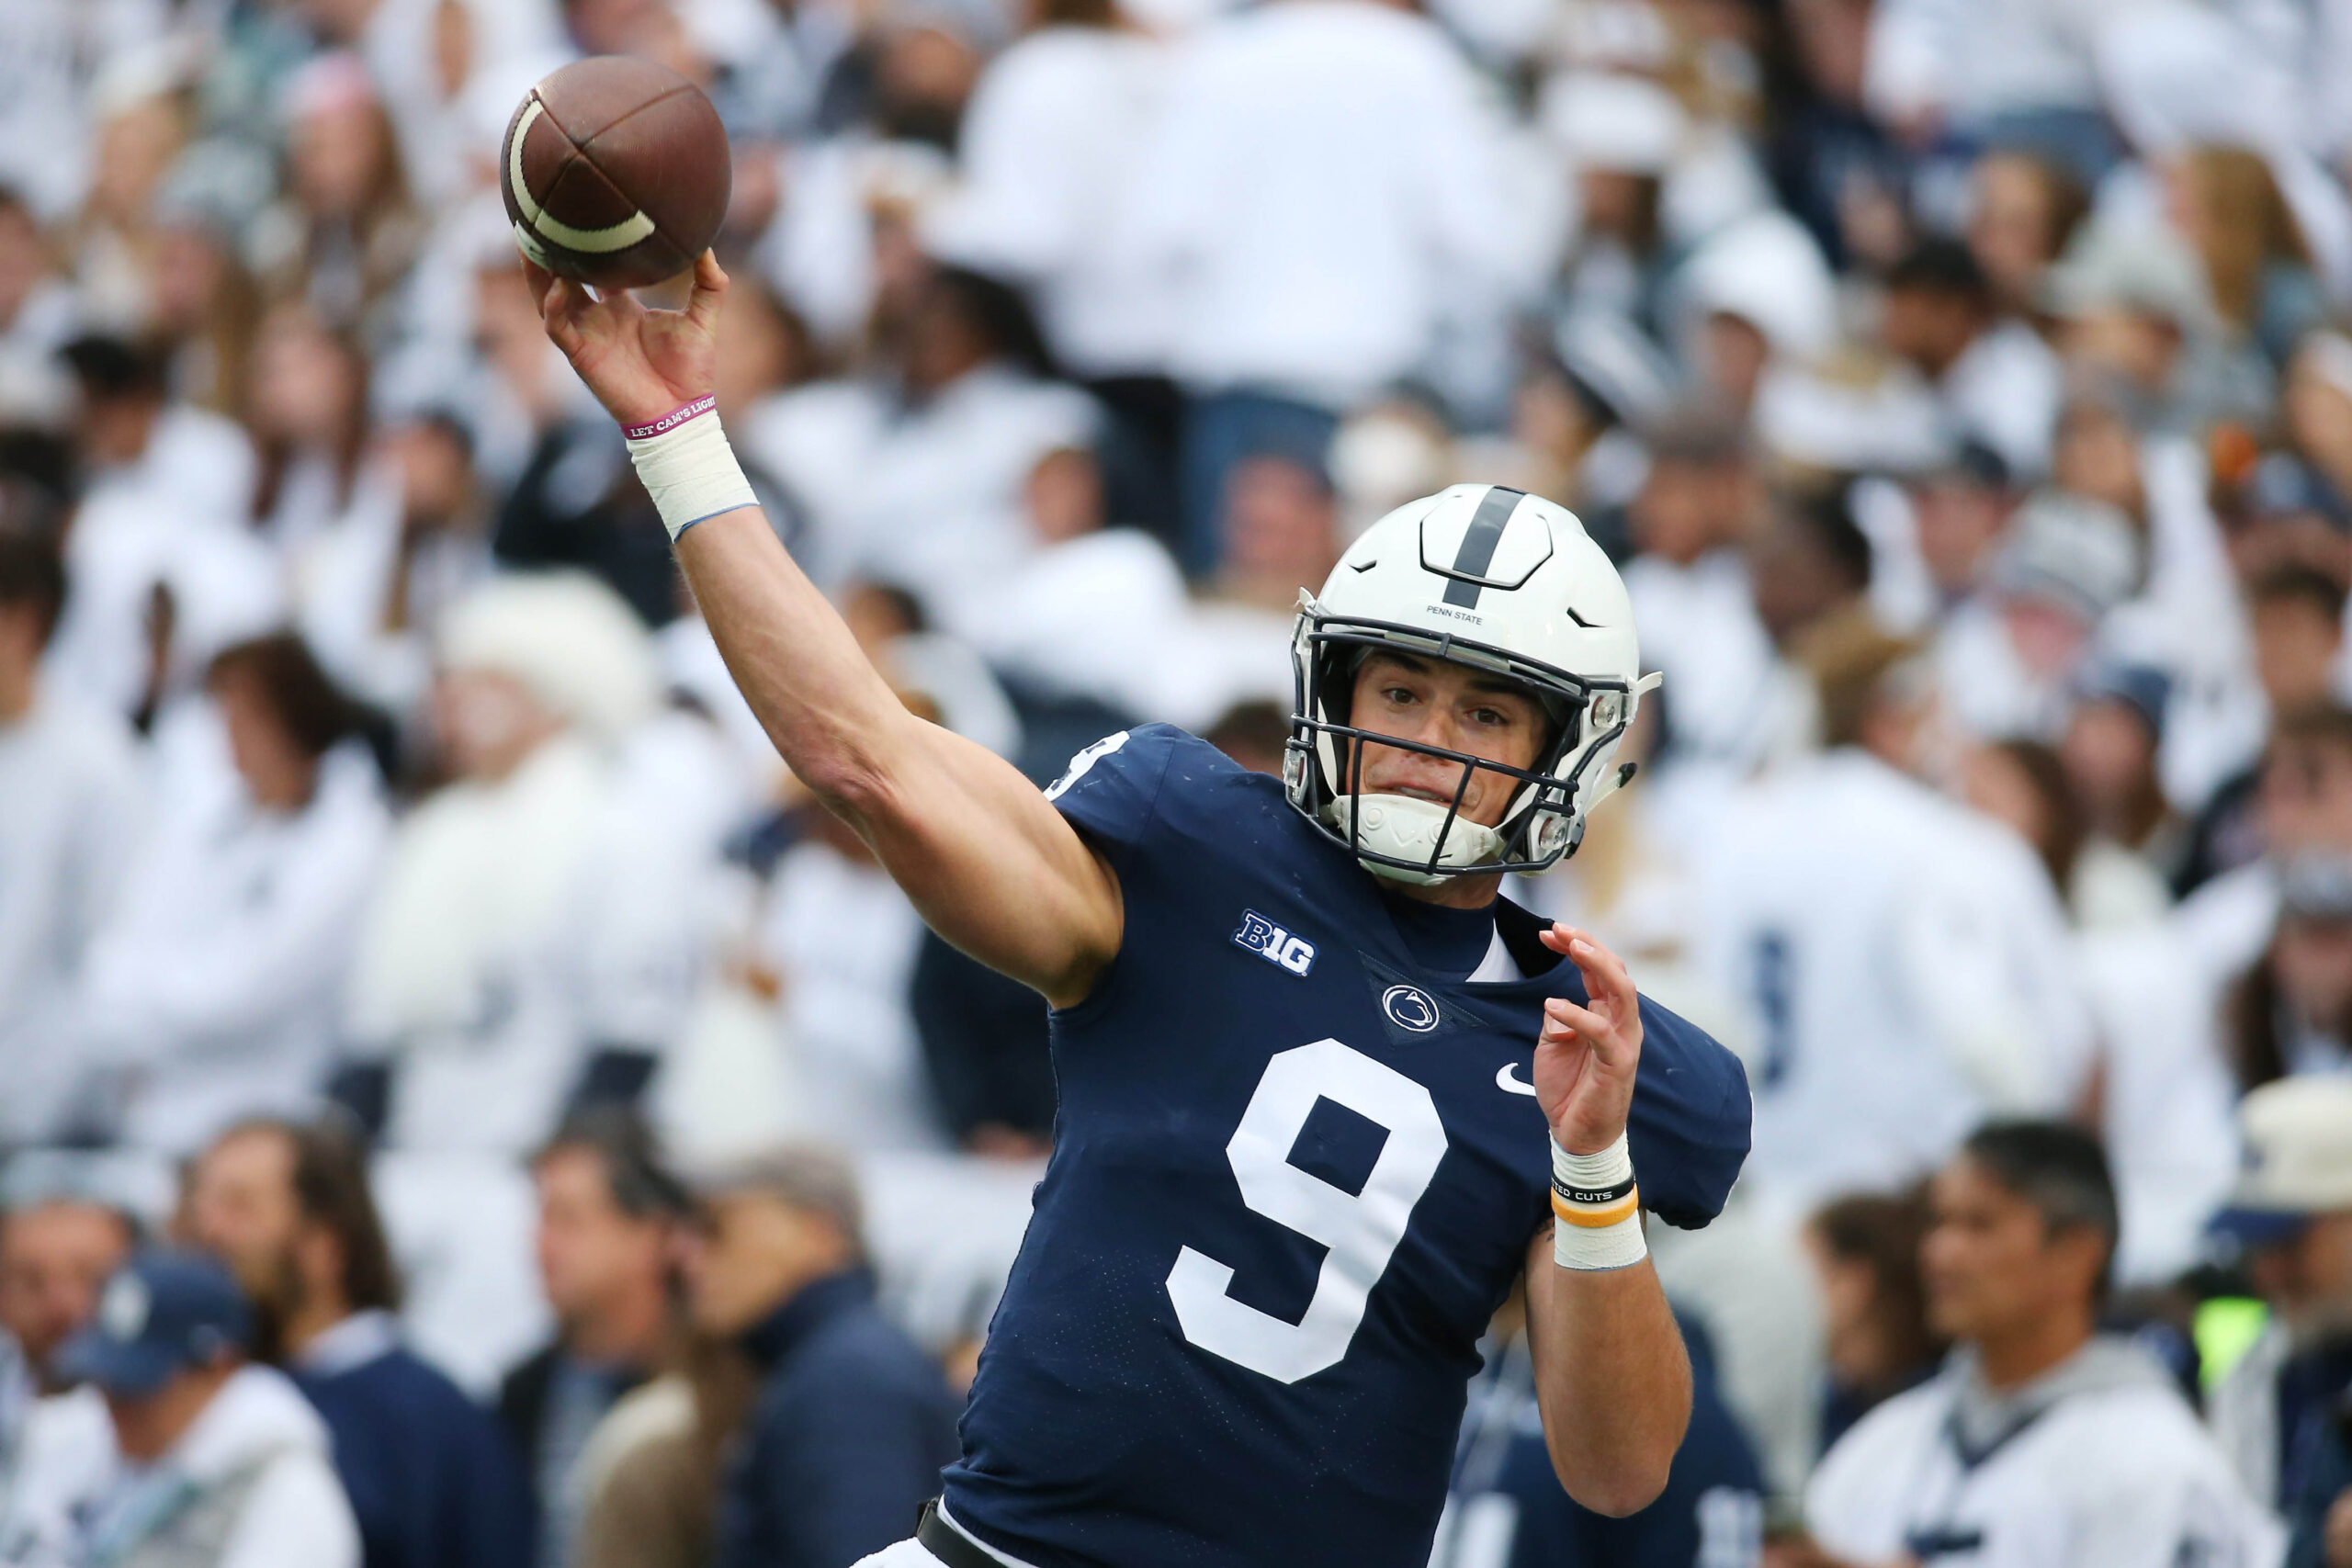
[527,251,1751,1568]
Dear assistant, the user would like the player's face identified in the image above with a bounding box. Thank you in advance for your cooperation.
[1346,653,1547,829]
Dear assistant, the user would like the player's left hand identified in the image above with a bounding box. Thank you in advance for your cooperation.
[1533,925,1641,1156]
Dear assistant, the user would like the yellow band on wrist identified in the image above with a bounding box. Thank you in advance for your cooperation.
[1551,1190,1640,1228]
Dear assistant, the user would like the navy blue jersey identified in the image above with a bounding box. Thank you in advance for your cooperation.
[1434,1317,1766,1568]
[942,726,1752,1568]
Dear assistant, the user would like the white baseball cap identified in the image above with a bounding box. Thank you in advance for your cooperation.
[2211,1077,2352,1248]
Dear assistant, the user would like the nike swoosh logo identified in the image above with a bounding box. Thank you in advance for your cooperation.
[1496,1062,1539,1098]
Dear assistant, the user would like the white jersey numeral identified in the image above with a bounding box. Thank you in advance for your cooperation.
[1043,730,1131,801]
[1167,1039,1449,1383]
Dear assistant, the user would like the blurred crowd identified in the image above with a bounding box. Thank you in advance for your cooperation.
[6,0,2352,1562]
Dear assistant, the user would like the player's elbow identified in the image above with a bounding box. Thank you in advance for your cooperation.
[1552,1452,1673,1518]
[1544,1404,1684,1517]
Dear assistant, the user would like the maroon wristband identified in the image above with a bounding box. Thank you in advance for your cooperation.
[623,394,718,442]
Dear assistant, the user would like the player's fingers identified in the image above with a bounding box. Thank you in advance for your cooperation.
[541,276,587,351]
[685,251,729,329]
[1543,1000,1630,1072]
[1553,1003,1639,1083]
[1539,922,1579,954]
[1545,998,1619,1051]
[1567,933,1636,1012]
[520,255,554,305]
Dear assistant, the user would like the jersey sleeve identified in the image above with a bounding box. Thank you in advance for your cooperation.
[1627,996,1753,1231]
[1042,724,1188,872]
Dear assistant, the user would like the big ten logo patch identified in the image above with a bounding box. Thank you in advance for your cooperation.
[1233,911,1317,977]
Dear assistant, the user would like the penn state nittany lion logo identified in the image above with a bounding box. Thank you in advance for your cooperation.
[1381,984,1441,1033]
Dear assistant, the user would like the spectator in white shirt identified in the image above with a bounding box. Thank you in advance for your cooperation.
[1934,491,2141,745]
[53,1250,361,1568]
[1619,408,1781,775]
[250,52,426,344]
[58,334,255,528]
[940,445,1193,724]
[243,301,372,558]
[0,536,142,1144]
[755,791,947,1154]
[75,633,390,1154]
[1691,631,2090,1214]
[1790,1122,2279,1568]
[923,0,1177,540]
[1878,240,2064,480]
[1130,0,1516,570]
[294,411,495,717]
[345,572,704,1154]
[1862,0,2121,168]
[821,265,1100,618]
[1902,442,2021,618]
[1679,209,1840,428]
[926,0,1170,384]
[1539,72,1688,344]
[43,336,277,725]
[0,0,167,227]
[0,1191,132,1567]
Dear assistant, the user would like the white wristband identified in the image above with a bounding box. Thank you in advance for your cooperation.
[1551,1132,1646,1270]
[624,395,758,541]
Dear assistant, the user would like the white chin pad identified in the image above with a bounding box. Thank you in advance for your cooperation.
[1328,793,1507,884]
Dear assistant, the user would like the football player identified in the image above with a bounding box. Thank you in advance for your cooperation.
[525,253,1751,1568]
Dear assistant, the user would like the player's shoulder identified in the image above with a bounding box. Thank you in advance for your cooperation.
[1046,723,1282,838]
[1043,721,1219,803]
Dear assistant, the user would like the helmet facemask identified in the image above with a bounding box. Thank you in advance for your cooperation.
[1283,601,1642,885]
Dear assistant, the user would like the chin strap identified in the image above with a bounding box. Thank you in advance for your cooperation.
[1328,793,1507,885]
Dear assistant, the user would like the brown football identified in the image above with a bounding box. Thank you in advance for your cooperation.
[501,56,730,291]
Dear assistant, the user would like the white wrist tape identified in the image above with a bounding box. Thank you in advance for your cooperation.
[1550,1132,1646,1270]
[624,395,758,541]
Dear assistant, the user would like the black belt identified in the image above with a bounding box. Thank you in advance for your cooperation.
[917,1498,1002,1568]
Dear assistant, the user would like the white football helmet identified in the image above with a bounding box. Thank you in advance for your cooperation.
[1285,483,1654,884]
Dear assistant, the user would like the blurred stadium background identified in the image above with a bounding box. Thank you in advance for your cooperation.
[3,0,2352,1562]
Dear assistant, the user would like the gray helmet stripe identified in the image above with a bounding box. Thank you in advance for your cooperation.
[1440,486,1526,608]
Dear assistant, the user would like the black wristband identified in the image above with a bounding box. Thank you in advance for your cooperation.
[1553,1174,1636,1207]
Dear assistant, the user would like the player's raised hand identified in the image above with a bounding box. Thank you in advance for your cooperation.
[1533,924,1643,1156]
[524,251,726,431]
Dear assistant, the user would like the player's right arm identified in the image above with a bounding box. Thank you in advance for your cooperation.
[526,254,1122,1008]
